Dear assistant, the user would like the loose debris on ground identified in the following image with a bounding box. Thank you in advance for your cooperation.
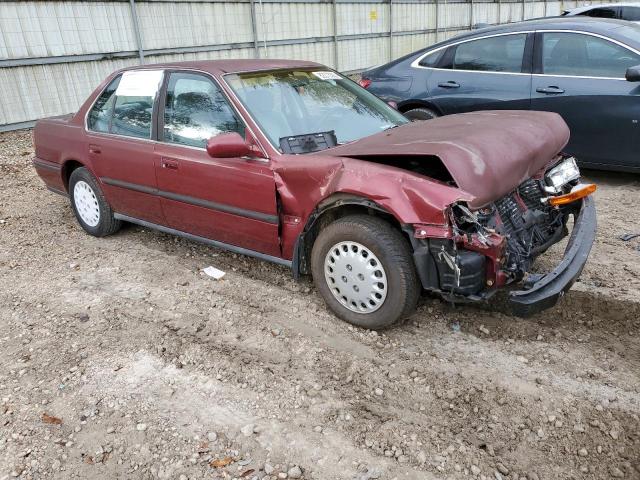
[1,129,639,479]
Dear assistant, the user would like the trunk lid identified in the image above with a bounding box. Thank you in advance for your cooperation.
[327,110,569,208]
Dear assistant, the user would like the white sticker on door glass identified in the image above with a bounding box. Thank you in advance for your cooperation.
[115,70,164,97]
[312,71,343,81]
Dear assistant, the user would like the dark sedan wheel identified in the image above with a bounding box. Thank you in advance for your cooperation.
[69,167,121,237]
[311,215,420,329]
[404,107,439,121]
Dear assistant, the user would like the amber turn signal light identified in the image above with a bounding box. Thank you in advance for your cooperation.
[548,183,597,206]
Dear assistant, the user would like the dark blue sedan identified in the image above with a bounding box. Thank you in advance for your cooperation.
[360,18,640,172]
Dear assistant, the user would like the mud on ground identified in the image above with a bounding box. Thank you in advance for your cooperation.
[0,129,639,480]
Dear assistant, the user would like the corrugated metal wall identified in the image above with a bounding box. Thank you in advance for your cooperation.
[0,0,621,129]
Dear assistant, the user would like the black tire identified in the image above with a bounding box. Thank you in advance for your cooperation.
[404,107,439,122]
[68,167,121,237]
[310,215,420,329]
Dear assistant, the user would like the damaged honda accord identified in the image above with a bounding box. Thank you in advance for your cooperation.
[32,60,596,329]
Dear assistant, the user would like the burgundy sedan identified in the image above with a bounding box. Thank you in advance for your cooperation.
[33,59,596,329]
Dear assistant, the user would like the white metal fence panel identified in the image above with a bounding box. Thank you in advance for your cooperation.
[0,0,626,129]
[0,1,135,60]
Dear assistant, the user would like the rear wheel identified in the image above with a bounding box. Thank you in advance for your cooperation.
[69,167,121,237]
[311,215,420,329]
[404,107,439,121]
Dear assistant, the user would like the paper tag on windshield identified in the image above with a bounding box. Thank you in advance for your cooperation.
[115,70,163,97]
[312,71,342,81]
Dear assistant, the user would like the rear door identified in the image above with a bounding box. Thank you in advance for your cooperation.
[530,31,640,169]
[85,70,165,224]
[419,32,533,114]
[154,71,281,256]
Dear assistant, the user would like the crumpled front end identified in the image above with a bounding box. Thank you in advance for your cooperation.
[411,156,597,316]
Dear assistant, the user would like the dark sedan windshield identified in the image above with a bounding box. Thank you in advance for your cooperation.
[225,69,409,151]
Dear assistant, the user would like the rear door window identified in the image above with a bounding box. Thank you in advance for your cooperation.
[162,72,244,148]
[450,34,527,72]
[87,76,120,133]
[541,32,640,78]
[110,70,163,139]
[87,70,163,139]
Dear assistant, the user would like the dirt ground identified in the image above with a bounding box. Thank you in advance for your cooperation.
[0,129,638,480]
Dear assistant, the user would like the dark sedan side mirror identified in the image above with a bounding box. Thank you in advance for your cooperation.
[625,65,640,82]
[206,132,252,158]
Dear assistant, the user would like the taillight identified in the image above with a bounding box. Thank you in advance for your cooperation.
[359,78,372,89]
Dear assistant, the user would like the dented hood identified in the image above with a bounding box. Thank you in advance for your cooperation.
[327,110,569,208]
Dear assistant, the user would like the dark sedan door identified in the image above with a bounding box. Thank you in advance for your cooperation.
[422,32,533,114]
[531,31,640,170]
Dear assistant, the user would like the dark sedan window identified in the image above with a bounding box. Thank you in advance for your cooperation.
[542,32,640,78]
[580,7,619,18]
[449,34,527,73]
[162,72,244,148]
[87,76,120,133]
[622,6,640,21]
[418,49,445,67]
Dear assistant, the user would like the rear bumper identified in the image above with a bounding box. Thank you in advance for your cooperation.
[508,196,596,317]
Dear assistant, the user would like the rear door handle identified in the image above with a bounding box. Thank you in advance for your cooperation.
[536,86,565,95]
[438,81,460,89]
[88,144,101,154]
[161,158,179,170]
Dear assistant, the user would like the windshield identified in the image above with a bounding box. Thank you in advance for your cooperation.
[225,69,409,152]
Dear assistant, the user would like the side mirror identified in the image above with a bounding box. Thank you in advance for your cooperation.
[206,132,252,158]
[625,65,640,82]
[387,100,398,110]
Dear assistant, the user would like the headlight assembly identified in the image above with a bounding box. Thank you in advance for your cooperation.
[545,157,580,193]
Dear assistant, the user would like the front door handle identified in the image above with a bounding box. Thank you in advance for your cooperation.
[536,86,565,95]
[161,158,179,170]
[438,81,460,89]
[88,144,101,154]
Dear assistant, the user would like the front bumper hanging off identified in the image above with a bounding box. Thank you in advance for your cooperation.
[509,196,596,317]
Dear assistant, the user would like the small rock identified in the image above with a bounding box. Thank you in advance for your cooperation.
[516,356,528,364]
[313,426,323,433]
[496,462,509,475]
[288,466,303,479]
[278,472,288,479]
[610,430,620,440]
[610,467,624,478]
[207,431,218,442]
[374,388,384,396]
[106,427,115,434]
[578,448,588,457]
[136,423,147,432]
[471,465,481,475]
[264,463,274,474]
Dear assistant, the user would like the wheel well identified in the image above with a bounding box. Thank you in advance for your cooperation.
[61,160,84,192]
[398,100,442,116]
[294,195,410,277]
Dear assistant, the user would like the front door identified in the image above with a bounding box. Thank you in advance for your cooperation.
[530,31,640,169]
[424,32,533,114]
[154,71,281,257]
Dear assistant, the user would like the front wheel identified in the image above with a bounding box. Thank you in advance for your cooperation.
[310,215,420,329]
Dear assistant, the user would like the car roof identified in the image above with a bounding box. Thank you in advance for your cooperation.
[565,3,640,15]
[119,59,325,75]
[426,17,640,48]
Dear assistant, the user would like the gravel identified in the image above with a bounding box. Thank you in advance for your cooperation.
[1,129,639,479]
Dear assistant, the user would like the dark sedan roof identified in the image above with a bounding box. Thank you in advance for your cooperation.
[123,59,324,75]
[449,17,640,45]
